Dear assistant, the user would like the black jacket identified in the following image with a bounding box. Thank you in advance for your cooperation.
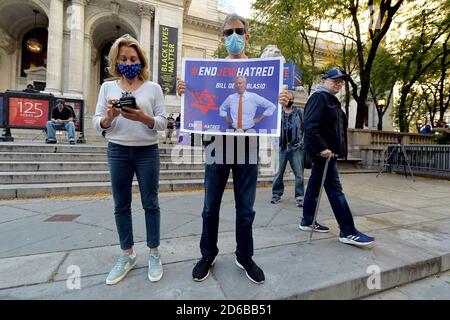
[303,90,348,159]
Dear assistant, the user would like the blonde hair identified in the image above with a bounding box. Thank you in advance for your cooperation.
[107,34,150,80]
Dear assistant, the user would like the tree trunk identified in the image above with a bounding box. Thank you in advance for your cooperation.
[397,83,414,132]
[344,81,350,117]
[355,98,367,128]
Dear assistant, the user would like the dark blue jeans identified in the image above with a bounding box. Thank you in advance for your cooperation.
[107,142,160,250]
[200,163,258,258]
[302,157,356,236]
[272,147,305,199]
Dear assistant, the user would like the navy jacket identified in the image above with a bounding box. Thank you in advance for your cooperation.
[303,89,348,159]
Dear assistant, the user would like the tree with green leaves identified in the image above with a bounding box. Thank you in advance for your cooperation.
[250,0,329,93]
[392,2,450,132]
[416,67,450,130]
[251,0,407,129]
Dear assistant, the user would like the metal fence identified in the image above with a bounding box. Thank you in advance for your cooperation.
[385,144,450,177]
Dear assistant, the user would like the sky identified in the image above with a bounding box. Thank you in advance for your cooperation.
[231,0,254,18]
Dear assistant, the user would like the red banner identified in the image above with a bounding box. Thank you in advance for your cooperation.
[8,97,49,128]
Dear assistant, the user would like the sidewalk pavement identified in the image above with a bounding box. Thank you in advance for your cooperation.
[0,173,449,299]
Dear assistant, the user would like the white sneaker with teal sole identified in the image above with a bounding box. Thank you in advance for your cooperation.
[105,252,137,285]
[148,252,163,282]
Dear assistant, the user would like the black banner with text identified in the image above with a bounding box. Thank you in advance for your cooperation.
[158,25,178,95]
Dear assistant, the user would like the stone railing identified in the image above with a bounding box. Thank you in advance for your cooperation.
[347,129,436,168]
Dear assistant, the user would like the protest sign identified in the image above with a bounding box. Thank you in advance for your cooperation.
[181,57,282,137]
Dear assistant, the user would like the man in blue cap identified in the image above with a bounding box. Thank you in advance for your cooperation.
[299,68,375,247]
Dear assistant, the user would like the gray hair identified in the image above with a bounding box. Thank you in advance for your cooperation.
[221,13,249,35]
[235,75,247,83]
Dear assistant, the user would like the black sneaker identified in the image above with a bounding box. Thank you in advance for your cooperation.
[235,257,265,284]
[298,219,330,233]
[192,255,216,282]
[270,195,281,204]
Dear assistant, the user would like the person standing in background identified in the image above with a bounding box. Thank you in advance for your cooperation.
[271,91,305,207]
[165,113,175,144]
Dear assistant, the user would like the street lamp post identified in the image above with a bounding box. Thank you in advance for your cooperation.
[376,97,387,131]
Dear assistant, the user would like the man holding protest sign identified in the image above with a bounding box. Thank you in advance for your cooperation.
[177,13,290,284]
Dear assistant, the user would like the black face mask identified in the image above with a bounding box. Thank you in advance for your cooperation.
[286,100,294,108]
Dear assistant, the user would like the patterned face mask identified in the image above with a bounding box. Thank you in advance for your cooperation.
[116,63,141,80]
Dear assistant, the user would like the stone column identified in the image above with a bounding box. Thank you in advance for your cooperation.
[83,35,92,113]
[138,2,154,76]
[0,31,16,89]
[152,8,160,82]
[0,31,14,55]
[65,0,87,98]
[45,0,64,95]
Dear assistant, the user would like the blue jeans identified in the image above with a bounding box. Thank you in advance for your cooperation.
[46,120,75,141]
[302,157,357,236]
[200,163,258,258]
[107,142,160,250]
[272,147,304,199]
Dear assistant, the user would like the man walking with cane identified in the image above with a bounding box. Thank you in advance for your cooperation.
[299,68,374,247]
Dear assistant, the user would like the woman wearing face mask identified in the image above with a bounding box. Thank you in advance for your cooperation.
[93,34,167,285]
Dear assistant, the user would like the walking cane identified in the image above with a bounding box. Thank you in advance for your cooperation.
[308,156,331,243]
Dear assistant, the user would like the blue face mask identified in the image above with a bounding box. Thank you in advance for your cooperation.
[116,63,141,80]
[225,33,245,55]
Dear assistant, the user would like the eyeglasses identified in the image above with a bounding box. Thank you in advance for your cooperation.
[223,28,245,37]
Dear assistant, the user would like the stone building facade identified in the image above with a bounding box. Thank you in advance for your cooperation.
[0,0,226,125]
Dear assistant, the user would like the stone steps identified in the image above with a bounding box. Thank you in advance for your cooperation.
[0,152,204,162]
[0,169,208,184]
[0,161,205,172]
[0,142,372,199]
[0,152,107,161]
[0,143,194,154]
[0,175,289,199]
[0,143,282,198]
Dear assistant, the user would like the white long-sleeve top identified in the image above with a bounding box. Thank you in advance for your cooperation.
[93,80,167,146]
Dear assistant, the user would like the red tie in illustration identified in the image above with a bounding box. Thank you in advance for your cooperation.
[238,94,243,130]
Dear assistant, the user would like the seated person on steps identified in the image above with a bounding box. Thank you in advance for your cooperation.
[46,99,76,144]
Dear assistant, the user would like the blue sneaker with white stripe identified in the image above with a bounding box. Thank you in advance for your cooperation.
[339,230,374,247]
